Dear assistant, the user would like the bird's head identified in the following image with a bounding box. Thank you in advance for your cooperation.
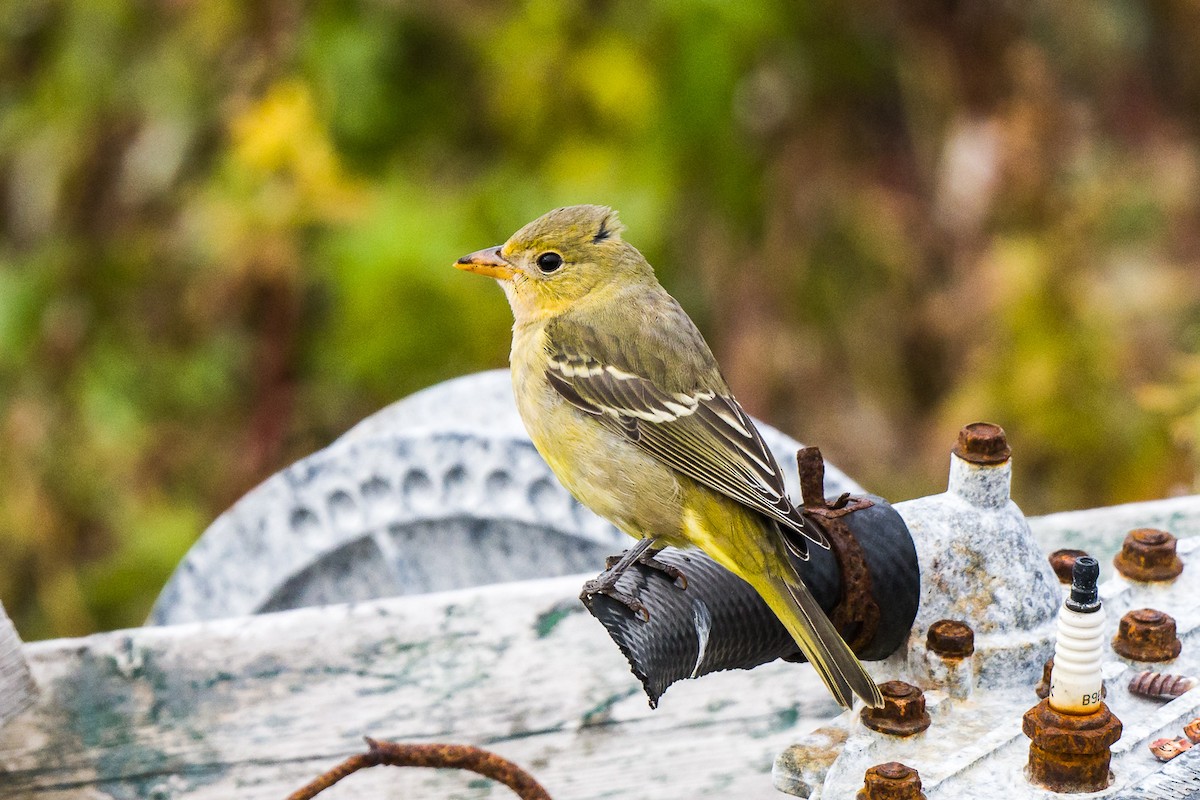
[455,205,649,321]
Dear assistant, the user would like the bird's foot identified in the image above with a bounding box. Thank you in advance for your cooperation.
[580,574,650,622]
[604,550,688,590]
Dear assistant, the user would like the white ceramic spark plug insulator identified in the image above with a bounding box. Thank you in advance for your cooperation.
[1048,602,1107,714]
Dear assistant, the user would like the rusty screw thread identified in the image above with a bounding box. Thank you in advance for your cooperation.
[1112,608,1182,662]
[861,680,931,736]
[856,761,926,800]
[1112,528,1183,582]
[1128,671,1197,699]
[926,619,974,658]
[952,422,1011,465]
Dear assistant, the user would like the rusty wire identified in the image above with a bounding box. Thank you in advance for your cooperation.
[285,737,553,800]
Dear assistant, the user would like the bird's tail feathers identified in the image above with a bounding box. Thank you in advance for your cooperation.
[759,567,884,709]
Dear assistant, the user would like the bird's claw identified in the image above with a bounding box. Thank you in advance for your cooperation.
[603,550,689,590]
[580,578,650,622]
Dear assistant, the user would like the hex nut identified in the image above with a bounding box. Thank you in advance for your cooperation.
[861,681,931,737]
[1049,549,1089,584]
[926,619,974,658]
[1023,698,1122,793]
[1113,528,1183,582]
[1112,608,1182,662]
[951,422,1011,465]
[856,761,926,800]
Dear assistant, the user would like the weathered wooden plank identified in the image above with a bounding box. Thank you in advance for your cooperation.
[0,575,840,800]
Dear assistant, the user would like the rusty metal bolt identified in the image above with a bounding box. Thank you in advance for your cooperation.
[1185,718,1200,744]
[1049,549,1089,584]
[1112,608,1182,662]
[926,619,974,658]
[1112,528,1183,582]
[1023,698,1122,792]
[861,681,931,736]
[1128,671,1197,699]
[856,761,927,800]
[951,422,1011,465]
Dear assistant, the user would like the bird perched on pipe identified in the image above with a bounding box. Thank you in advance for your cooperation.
[454,205,882,709]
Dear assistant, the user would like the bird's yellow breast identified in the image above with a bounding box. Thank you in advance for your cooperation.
[509,321,685,541]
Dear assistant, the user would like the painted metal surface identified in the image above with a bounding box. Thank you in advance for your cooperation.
[772,449,1200,798]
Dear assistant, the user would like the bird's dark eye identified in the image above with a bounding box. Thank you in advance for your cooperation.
[536,252,563,273]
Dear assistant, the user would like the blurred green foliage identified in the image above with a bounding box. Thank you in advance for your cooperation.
[1,0,1198,640]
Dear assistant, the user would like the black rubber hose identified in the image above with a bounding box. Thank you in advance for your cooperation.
[582,494,919,707]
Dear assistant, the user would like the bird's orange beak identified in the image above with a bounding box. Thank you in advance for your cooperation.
[455,246,518,281]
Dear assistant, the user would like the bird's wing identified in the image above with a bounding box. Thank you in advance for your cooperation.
[544,313,828,557]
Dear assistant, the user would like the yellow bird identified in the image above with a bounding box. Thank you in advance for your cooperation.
[455,205,882,709]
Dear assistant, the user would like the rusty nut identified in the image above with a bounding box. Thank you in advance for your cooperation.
[926,619,974,658]
[952,422,1011,465]
[1112,608,1182,662]
[1049,549,1089,584]
[857,761,926,800]
[861,681,931,737]
[1113,528,1183,582]
[1023,699,1122,793]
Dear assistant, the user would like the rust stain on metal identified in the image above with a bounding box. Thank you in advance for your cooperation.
[1128,670,1196,699]
[1022,698,1122,793]
[776,725,850,780]
[1049,549,1088,584]
[926,619,974,658]
[1149,737,1192,762]
[1112,608,1182,662]
[1112,528,1183,582]
[856,760,927,800]
[797,447,879,653]
[951,422,1011,465]
[860,680,931,737]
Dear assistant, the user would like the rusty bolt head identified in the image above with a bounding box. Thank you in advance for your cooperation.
[1112,608,1182,662]
[861,680,931,736]
[926,619,975,658]
[951,422,1011,465]
[1049,549,1089,584]
[1113,528,1183,582]
[856,761,926,800]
